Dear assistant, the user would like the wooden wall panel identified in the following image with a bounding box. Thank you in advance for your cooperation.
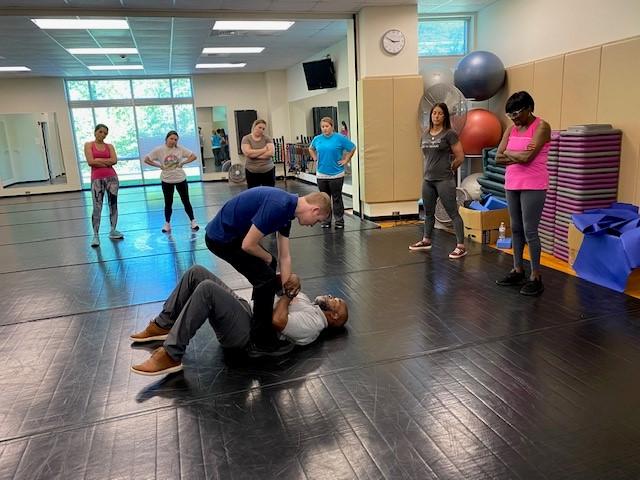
[393,76,423,201]
[532,55,564,130]
[560,46,601,129]
[360,77,394,202]
[490,63,534,129]
[597,37,640,204]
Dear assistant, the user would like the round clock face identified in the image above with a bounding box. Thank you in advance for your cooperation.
[382,29,405,55]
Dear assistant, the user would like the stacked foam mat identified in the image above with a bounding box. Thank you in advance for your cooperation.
[540,132,560,254]
[478,147,506,199]
[553,125,622,261]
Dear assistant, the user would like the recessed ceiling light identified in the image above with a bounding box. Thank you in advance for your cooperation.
[196,63,247,69]
[0,66,31,72]
[213,21,294,31]
[202,47,264,54]
[32,19,129,30]
[88,65,144,70]
[68,48,138,55]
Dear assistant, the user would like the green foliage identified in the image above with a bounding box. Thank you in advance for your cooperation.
[90,80,132,100]
[67,81,90,101]
[418,19,468,57]
[66,78,197,187]
[171,78,192,98]
[133,79,171,99]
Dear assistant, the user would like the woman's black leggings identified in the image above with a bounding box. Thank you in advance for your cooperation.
[161,180,195,222]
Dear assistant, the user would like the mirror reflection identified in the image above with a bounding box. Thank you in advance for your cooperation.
[197,106,229,174]
[0,112,66,188]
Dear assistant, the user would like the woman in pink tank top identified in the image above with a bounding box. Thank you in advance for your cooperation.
[83,124,123,248]
[495,91,551,296]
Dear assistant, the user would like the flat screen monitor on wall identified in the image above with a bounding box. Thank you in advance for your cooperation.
[302,59,337,90]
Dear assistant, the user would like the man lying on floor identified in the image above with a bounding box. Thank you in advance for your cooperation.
[130,265,349,376]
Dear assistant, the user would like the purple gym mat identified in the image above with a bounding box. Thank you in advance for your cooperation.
[558,159,620,172]
[558,173,619,182]
[559,133,621,141]
[559,138,621,146]
[558,180,618,189]
[559,151,621,159]
[559,146,621,154]
[556,195,616,206]
[557,201,615,213]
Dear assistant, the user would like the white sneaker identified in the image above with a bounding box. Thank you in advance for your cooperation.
[91,235,100,247]
[109,229,124,239]
[162,222,171,233]
[190,219,200,231]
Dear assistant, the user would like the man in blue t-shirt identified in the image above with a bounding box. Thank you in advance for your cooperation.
[205,186,331,355]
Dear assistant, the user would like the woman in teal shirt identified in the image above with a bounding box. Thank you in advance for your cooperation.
[309,117,356,228]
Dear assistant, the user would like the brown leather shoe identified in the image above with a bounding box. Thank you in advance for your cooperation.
[131,347,183,376]
[130,321,171,343]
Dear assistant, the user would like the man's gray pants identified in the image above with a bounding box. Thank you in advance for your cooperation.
[154,265,253,360]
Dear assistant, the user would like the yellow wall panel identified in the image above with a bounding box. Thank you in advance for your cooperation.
[560,46,601,129]
[392,76,423,201]
[532,56,564,130]
[360,77,394,202]
[597,37,640,203]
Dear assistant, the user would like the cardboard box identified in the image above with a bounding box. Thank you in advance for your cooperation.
[568,222,584,266]
[459,207,511,244]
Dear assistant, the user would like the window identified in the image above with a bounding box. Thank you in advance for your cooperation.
[418,17,470,57]
[66,77,199,187]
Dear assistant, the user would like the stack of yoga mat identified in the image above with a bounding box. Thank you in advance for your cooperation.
[540,132,560,254]
[478,147,506,199]
[553,125,622,261]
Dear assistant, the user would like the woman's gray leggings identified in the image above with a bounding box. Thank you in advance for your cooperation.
[506,189,547,273]
[422,178,464,244]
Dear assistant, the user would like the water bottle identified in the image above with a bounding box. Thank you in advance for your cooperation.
[498,222,506,240]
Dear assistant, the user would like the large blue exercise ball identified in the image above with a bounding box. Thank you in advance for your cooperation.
[454,51,505,101]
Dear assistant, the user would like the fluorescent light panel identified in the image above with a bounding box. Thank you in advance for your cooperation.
[202,47,264,54]
[88,65,144,70]
[196,63,246,69]
[0,66,31,72]
[32,19,129,30]
[213,21,294,31]
[68,48,138,55]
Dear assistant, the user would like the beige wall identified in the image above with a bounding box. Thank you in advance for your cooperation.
[193,73,271,166]
[477,0,640,68]
[490,36,640,205]
[288,88,350,140]
[287,39,349,103]
[0,78,81,196]
[358,5,419,78]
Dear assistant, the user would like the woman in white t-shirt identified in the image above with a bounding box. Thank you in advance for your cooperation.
[144,130,199,233]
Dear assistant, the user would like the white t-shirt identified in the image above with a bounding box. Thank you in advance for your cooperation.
[147,145,194,184]
[276,293,328,345]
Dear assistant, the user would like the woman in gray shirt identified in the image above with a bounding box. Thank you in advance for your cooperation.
[241,119,276,188]
[409,103,467,259]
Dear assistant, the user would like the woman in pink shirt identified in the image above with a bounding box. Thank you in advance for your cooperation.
[84,124,123,248]
[496,91,551,296]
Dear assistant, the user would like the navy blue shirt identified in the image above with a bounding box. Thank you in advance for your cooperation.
[205,187,298,243]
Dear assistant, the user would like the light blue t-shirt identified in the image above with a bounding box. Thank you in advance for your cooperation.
[310,133,356,176]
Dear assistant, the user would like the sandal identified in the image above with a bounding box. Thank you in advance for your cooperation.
[409,239,432,251]
[448,247,467,259]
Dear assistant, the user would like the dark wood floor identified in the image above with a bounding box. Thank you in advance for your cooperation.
[0,180,639,479]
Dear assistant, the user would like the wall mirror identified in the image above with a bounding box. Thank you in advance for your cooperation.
[0,112,66,188]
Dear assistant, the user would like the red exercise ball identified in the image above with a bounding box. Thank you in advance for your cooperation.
[458,108,503,155]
